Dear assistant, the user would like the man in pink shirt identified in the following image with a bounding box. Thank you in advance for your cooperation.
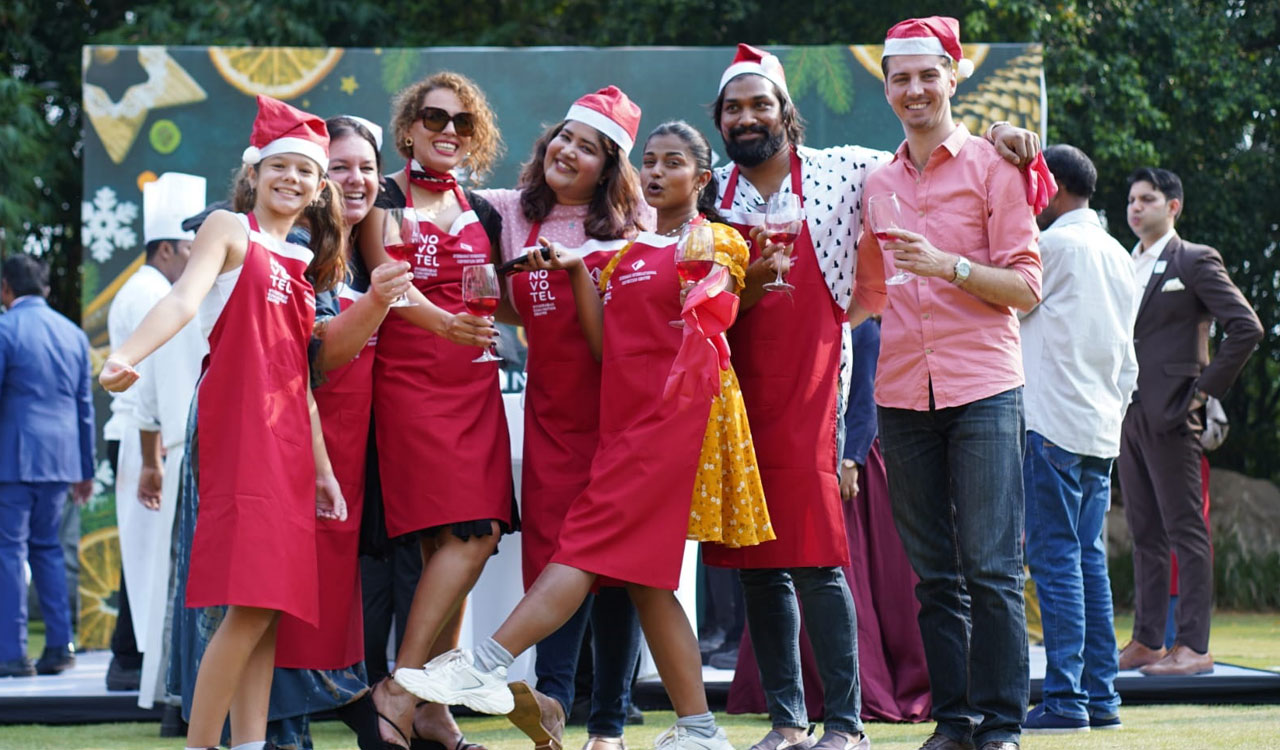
[850,17,1042,750]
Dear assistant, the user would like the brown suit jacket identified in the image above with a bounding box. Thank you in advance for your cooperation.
[1131,234,1263,433]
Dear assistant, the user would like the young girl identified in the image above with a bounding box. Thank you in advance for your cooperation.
[395,119,772,750]
[99,95,347,750]
[356,72,510,750]
[476,86,649,750]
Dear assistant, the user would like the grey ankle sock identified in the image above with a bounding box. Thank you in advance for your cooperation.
[229,743,267,750]
[473,637,514,673]
[676,711,718,738]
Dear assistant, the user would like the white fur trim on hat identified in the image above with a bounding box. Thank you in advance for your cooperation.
[251,137,329,171]
[882,37,949,58]
[565,103,635,156]
[719,62,789,97]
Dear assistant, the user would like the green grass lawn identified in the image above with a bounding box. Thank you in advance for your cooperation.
[7,613,1278,749]
[4,707,1280,750]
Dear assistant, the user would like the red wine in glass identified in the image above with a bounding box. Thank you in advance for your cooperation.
[676,259,714,285]
[867,193,912,285]
[764,193,802,292]
[670,223,716,328]
[461,263,502,363]
[381,208,418,307]
[464,296,500,317]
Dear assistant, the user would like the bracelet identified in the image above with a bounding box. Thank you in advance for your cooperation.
[985,121,1013,142]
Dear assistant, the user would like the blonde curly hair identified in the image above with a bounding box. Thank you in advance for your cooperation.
[390,71,504,183]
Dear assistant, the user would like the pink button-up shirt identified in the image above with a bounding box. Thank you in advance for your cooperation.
[854,124,1041,411]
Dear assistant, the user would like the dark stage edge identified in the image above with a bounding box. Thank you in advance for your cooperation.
[2,651,1278,725]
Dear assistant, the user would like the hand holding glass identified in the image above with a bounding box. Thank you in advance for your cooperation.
[763,193,802,293]
[381,208,418,307]
[867,193,912,285]
[461,264,502,363]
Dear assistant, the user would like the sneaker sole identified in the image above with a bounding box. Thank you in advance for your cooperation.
[393,668,515,714]
[508,682,563,750]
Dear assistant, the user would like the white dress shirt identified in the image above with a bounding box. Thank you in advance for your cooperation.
[1022,208,1139,458]
[1131,227,1176,313]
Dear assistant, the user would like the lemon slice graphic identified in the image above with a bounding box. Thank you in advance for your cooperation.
[209,47,343,100]
[77,526,122,650]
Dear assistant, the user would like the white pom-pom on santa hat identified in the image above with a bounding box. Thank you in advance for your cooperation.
[882,16,974,80]
[241,145,262,165]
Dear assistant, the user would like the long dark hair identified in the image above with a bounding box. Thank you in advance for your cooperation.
[231,161,346,293]
[644,120,726,224]
[517,120,645,241]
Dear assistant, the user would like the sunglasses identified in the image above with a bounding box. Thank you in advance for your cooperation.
[418,106,476,137]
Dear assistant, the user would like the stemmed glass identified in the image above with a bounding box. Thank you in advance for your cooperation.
[381,208,418,307]
[461,263,502,363]
[763,193,803,293]
[867,193,912,285]
[670,223,716,328]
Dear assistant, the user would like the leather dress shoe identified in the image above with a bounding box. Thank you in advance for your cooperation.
[0,657,36,677]
[106,656,141,691]
[1117,640,1166,671]
[918,733,974,750]
[1139,644,1214,676]
[35,645,75,675]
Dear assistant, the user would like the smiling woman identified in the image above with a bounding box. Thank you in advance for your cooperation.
[358,71,515,750]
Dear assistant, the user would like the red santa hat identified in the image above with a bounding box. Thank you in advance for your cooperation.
[718,43,789,98]
[241,94,330,170]
[881,16,975,79]
[565,86,642,157]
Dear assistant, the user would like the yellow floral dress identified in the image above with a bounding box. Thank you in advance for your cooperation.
[598,221,773,548]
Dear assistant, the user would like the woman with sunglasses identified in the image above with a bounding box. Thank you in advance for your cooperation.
[357,72,510,750]
[474,86,649,750]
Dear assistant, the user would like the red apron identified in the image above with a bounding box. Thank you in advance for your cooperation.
[510,223,622,589]
[703,152,850,569]
[551,233,712,590]
[373,183,512,537]
[276,283,373,668]
[189,213,320,625]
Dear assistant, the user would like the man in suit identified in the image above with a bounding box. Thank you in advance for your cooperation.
[1117,167,1263,676]
[0,254,95,677]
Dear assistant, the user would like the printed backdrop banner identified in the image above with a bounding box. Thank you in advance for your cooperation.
[77,43,1043,647]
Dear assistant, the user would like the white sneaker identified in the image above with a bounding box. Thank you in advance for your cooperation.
[393,648,515,714]
[655,725,735,750]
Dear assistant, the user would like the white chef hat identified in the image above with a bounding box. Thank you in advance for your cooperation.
[143,172,207,244]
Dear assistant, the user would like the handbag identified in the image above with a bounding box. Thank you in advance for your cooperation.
[1199,396,1230,451]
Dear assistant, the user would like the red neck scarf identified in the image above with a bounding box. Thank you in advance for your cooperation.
[406,160,457,193]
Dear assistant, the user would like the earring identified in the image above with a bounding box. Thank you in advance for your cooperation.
[404,137,413,148]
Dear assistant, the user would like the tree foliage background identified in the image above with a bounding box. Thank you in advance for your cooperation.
[2,0,1277,480]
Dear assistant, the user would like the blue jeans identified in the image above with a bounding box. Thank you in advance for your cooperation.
[739,567,863,735]
[534,586,641,736]
[1023,431,1120,721]
[0,482,73,661]
[878,388,1028,747]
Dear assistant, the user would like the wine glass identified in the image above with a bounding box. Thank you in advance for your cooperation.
[381,208,418,307]
[763,193,803,292]
[461,263,502,363]
[867,193,912,285]
[670,223,716,328]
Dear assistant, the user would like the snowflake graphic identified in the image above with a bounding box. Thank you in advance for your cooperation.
[82,186,138,263]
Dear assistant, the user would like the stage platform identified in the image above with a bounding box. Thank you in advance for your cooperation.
[2,648,1277,725]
